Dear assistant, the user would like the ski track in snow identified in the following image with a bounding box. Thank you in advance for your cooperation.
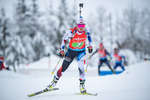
[0,60,150,100]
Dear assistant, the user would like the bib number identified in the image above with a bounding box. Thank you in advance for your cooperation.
[115,57,119,61]
[72,42,84,48]
[100,53,104,57]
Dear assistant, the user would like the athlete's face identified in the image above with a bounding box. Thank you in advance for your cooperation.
[76,23,85,32]
[114,50,118,54]
[99,46,104,50]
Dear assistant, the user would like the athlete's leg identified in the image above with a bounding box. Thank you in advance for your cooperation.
[77,51,86,93]
[105,59,115,74]
[98,60,103,75]
[56,49,75,78]
[120,63,125,71]
[114,63,118,71]
[46,49,75,90]
[77,51,86,80]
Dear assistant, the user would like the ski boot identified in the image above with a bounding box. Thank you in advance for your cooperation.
[79,79,87,93]
[46,76,59,90]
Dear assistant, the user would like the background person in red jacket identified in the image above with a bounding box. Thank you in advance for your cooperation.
[90,43,115,75]
[112,48,127,71]
[0,56,10,71]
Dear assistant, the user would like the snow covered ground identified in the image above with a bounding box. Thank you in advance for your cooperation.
[0,56,150,100]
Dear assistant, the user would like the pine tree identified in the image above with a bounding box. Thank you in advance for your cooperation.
[115,4,150,60]
[14,0,36,63]
[0,8,22,72]
[30,0,46,60]
[0,8,10,57]
[118,4,139,51]
[68,0,77,28]
[51,0,78,55]
[88,6,109,47]
[50,0,69,55]
[45,0,57,55]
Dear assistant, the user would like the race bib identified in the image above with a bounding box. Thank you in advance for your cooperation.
[100,53,104,57]
[115,57,119,61]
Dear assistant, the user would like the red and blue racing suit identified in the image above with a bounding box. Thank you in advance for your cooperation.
[113,53,126,71]
[56,28,92,80]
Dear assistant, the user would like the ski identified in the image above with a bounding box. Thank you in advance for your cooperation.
[75,93,98,96]
[28,88,59,97]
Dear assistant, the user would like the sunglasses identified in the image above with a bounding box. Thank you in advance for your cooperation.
[77,24,85,28]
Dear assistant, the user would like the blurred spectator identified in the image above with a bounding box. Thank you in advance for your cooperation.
[0,56,10,71]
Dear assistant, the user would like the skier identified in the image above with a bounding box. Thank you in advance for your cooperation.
[112,48,126,71]
[0,56,10,71]
[89,43,115,75]
[46,16,93,93]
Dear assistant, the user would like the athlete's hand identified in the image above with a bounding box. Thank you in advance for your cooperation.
[124,61,127,66]
[88,46,93,53]
[108,56,112,61]
[6,67,10,71]
[59,50,64,58]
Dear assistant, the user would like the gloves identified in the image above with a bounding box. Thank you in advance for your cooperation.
[107,56,112,61]
[6,67,10,71]
[59,50,64,58]
[88,46,93,53]
[124,61,127,66]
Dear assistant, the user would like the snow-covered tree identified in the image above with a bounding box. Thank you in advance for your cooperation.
[137,8,150,58]
[116,4,139,49]
[45,0,57,52]
[67,0,77,28]
[50,0,77,55]
[13,0,34,61]
[88,6,110,48]
[29,0,48,60]
[0,8,10,58]
[115,4,150,59]
[52,0,69,54]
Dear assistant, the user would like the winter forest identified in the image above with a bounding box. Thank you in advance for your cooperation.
[0,0,150,69]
